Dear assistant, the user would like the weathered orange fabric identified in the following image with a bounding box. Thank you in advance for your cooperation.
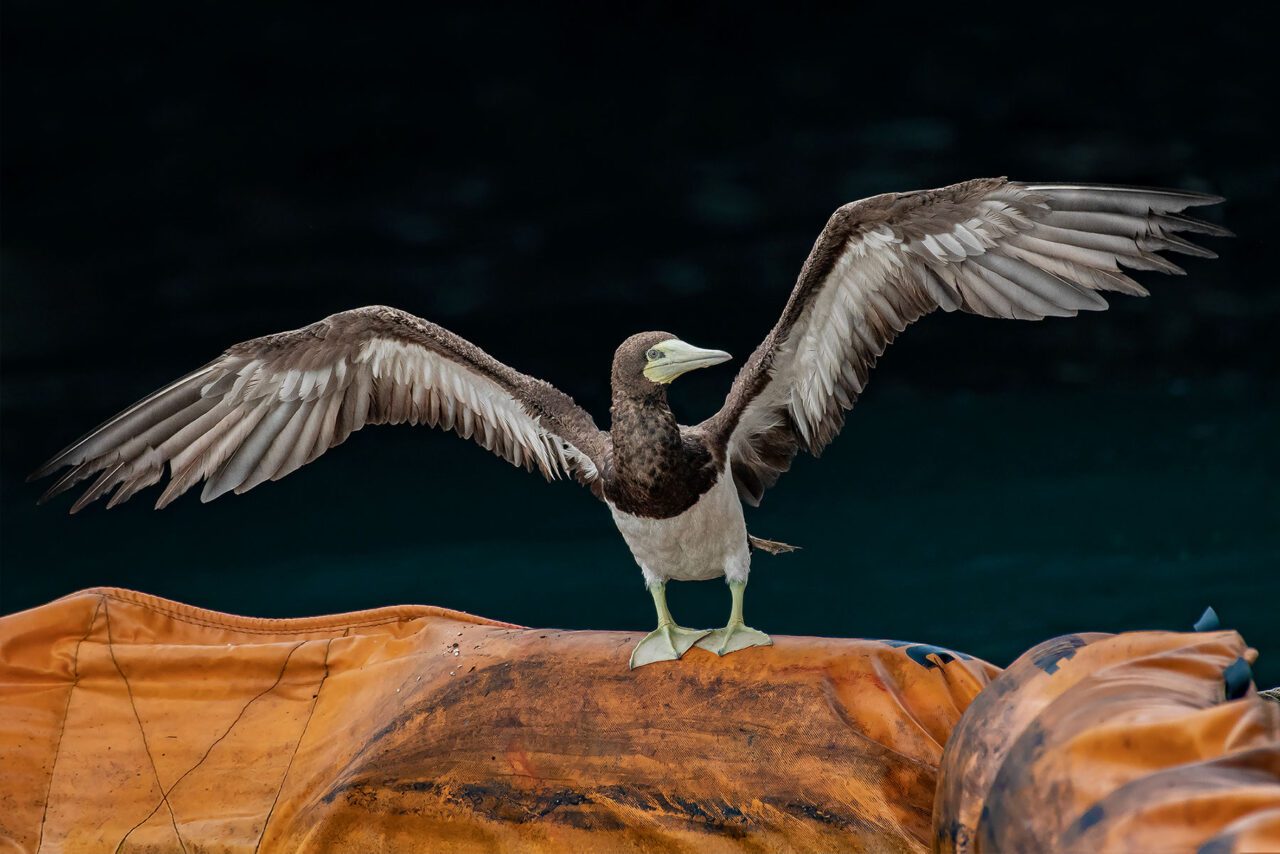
[0,588,995,853]
[933,630,1280,853]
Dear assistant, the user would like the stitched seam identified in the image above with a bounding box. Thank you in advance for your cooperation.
[253,638,334,853]
[112,641,307,854]
[102,586,516,628]
[92,590,518,635]
[104,600,189,854]
[103,593,423,633]
[35,597,103,853]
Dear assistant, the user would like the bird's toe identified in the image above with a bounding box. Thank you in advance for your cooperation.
[629,624,711,669]
[696,623,772,656]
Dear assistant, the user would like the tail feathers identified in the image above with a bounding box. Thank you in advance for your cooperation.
[748,534,799,555]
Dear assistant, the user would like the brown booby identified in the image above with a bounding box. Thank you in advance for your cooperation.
[30,178,1228,668]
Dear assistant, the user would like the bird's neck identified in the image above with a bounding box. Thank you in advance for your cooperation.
[606,386,722,516]
[609,388,681,473]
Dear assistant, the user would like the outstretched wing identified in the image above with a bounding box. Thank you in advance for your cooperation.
[701,178,1229,506]
[32,305,609,512]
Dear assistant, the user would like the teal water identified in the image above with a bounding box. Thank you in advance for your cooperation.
[4,381,1275,686]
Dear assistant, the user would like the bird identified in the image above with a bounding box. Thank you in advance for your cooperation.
[30,178,1229,668]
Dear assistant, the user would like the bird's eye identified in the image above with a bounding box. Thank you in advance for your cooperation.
[646,348,663,361]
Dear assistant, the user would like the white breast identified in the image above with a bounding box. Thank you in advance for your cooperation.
[607,469,750,586]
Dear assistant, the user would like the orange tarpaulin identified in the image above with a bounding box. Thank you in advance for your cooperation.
[4,588,1277,853]
[0,588,996,853]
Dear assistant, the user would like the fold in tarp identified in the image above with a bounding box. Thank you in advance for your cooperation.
[0,588,996,853]
[934,629,1280,852]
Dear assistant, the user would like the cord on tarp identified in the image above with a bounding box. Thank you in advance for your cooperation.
[1188,607,1258,701]
[1193,606,1220,632]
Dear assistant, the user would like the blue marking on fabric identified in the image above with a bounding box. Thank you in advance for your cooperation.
[1032,635,1089,675]
[1076,803,1105,832]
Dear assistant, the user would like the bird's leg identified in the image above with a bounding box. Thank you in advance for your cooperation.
[629,582,711,669]
[695,579,772,656]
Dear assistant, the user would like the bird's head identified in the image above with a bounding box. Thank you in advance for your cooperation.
[612,331,732,392]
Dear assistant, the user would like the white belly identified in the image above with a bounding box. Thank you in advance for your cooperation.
[607,470,750,585]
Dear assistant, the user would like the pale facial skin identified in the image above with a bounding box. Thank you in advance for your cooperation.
[641,339,732,384]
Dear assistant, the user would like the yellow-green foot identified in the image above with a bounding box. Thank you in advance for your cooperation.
[695,622,772,656]
[629,624,711,669]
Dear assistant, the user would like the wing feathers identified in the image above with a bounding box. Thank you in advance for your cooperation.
[970,260,1068,319]
[106,466,163,510]
[70,461,127,514]
[956,264,1018,318]
[34,306,607,512]
[1022,184,1223,214]
[1006,232,1128,273]
[250,401,313,489]
[278,400,327,484]
[975,253,1106,313]
[1154,213,1233,238]
[30,368,215,481]
[37,461,95,505]
[1145,232,1217,259]
[204,399,301,502]
[308,389,343,466]
[195,399,274,502]
[920,265,961,312]
[706,178,1227,504]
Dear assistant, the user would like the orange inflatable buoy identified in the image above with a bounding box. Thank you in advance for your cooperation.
[933,629,1280,853]
[0,588,996,853]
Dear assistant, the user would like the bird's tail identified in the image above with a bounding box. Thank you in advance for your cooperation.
[748,534,799,555]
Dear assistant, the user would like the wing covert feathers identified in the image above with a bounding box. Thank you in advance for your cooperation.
[32,306,607,512]
[704,178,1227,506]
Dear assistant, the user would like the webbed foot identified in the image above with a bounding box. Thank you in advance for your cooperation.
[695,622,772,656]
[629,624,711,669]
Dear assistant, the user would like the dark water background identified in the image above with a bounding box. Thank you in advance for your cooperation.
[2,6,1277,683]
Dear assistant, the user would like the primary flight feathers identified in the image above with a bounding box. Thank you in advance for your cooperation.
[31,178,1227,513]
[700,179,1227,504]
[32,309,609,512]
